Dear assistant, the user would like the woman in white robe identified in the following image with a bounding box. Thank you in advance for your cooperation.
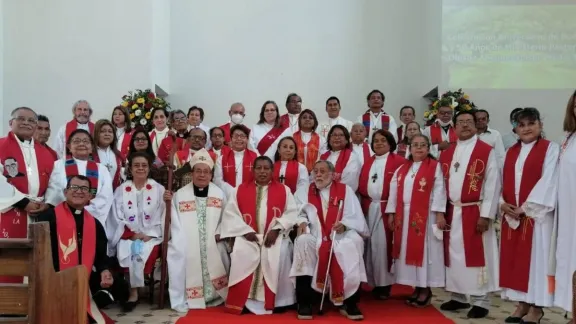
[93,119,123,190]
[317,125,361,191]
[250,101,292,160]
[385,134,446,307]
[45,129,113,228]
[499,108,558,324]
[108,151,167,312]
[149,108,170,156]
[272,137,309,194]
[396,121,422,159]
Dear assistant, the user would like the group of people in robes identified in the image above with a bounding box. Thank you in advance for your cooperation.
[3,88,576,324]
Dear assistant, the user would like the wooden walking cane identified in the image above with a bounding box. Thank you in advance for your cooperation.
[158,133,177,309]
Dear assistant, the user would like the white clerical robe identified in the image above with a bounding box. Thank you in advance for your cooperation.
[352,143,374,165]
[445,136,501,296]
[422,123,452,159]
[219,183,298,314]
[322,150,361,191]
[53,121,91,159]
[213,149,259,198]
[168,183,230,311]
[318,116,354,137]
[108,179,165,287]
[249,123,292,160]
[284,114,300,134]
[356,112,398,143]
[291,183,369,304]
[45,159,114,227]
[554,133,576,312]
[478,128,506,167]
[385,162,447,288]
[277,161,310,193]
[150,127,170,156]
[500,141,558,307]
[97,146,118,180]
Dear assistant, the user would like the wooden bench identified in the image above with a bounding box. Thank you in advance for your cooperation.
[0,222,88,323]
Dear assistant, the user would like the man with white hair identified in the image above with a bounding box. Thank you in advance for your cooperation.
[291,160,369,320]
[53,100,95,158]
[168,148,230,312]
[219,103,250,144]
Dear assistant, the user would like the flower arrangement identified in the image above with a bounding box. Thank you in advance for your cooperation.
[120,89,170,131]
[424,88,476,122]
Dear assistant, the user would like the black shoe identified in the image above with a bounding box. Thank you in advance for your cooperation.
[505,316,524,323]
[520,309,544,324]
[122,299,139,313]
[92,290,114,309]
[467,306,489,319]
[406,287,421,305]
[413,288,432,308]
[297,304,313,320]
[273,304,294,313]
[372,285,391,300]
[440,300,471,311]
[339,303,364,321]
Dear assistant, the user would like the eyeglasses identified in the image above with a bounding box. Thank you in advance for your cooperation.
[330,133,345,138]
[13,116,38,124]
[232,134,247,140]
[133,137,147,142]
[67,185,90,193]
[211,134,224,139]
[456,120,475,126]
[173,117,187,122]
[71,139,91,145]
[193,169,212,175]
[438,111,453,116]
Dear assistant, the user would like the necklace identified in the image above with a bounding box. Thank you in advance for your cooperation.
[22,142,33,175]
[410,164,418,178]
[101,148,113,172]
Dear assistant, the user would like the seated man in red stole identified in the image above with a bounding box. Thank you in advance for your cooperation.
[292,160,369,320]
[37,175,122,324]
[53,100,95,159]
[157,109,190,164]
[219,156,298,315]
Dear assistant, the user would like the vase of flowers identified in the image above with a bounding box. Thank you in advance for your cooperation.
[120,89,170,131]
[424,88,476,125]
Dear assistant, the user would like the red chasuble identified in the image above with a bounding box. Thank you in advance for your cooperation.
[361,110,390,134]
[118,131,132,160]
[222,149,258,187]
[157,135,189,163]
[320,149,352,182]
[225,181,287,313]
[92,152,122,190]
[500,139,549,293]
[65,120,95,140]
[392,158,438,266]
[358,153,405,271]
[65,159,99,195]
[0,133,54,283]
[273,160,299,193]
[294,131,320,173]
[439,140,492,267]
[256,126,285,155]
[307,182,347,302]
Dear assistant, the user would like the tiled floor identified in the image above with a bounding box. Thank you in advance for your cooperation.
[104,289,570,323]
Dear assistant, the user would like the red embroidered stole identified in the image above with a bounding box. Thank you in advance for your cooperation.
[320,149,352,182]
[226,181,286,313]
[294,131,320,173]
[92,152,122,190]
[65,159,99,195]
[65,120,95,141]
[430,123,457,145]
[220,123,231,144]
[500,139,549,292]
[397,142,408,158]
[45,144,58,161]
[392,159,438,266]
[222,149,257,187]
[280,114,290,130]
[440,140,492,267]
[362,110,390,134]
[256,126,284,155]
[307,182,347,303]
[119,131,132,160]
[361,142,371,162]
[273,160,299,193]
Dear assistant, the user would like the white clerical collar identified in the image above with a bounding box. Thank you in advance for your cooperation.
[98,146,111,152]
[352,142,364,147]
[319,182,332,193]
[521,140,537,148]
[73,157,88,164]
[234,149,245,156]
[289,113,299,119]
[375,152,389,160]
[13,133,33,147]
[457,135,477,145]
[154,127,169,134]
[329,117,340,123]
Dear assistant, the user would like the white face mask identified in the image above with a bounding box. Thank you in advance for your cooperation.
[231,113,244,125]
[438,119,452,127]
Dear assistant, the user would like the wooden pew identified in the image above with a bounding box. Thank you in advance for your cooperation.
[0,222,88,323]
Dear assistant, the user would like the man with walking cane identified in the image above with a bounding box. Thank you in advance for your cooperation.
[292,160,369,320]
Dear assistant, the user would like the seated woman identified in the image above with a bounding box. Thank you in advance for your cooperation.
[45,129,113,227]
[250,100,292,160]
[108,152,170,312]
[93,119,123,190]
[318,125,361,191]
[273,137,309,194]
[396,121,422,158]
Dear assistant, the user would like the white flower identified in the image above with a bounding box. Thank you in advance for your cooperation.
[134,109,142,117]
[131,122,136,129]
[139,118,147,126]
[451,97,459,109]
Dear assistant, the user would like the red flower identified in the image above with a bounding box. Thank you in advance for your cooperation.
[148,92,155,99]
[125,186,132,192]
[145,102,152,109]
[146,184,152,190]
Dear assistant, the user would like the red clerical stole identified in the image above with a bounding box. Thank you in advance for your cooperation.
[222,149,257,187]
[209,145,231,158]
[225,181,287,313]
[358,153,405,271]
[307,182,347,303]
[440,140,492,267]
[320,149,352,182]
[158,136,189,163]
[429,123,457,145]
[65,120,95,140]
[273,160,299,193]
[500,139,549,293]
[361,142,371,162]
[294,131,320,173]
[392,158,438,266]
[256,126,285,155]
[362,110,390,135]
[118,131,132,160]
[279,114,290,130]
[397,126,403,142]
[65,159,99,195]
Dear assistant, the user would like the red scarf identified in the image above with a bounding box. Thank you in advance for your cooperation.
[392,159,438,266]
[439,139,492,267]
[294,131,320,173]
[429,123,457,145]
[320,149,352,182]
[222,149,257,187]
[362,110,390,134]
[225,181,286,313]
[65,120,95,140]
[256,126,285,155]
[65,159,99,195]
[92,151,122,190]
[118,131,132,160]
[500,139,549,293]
[273,160,299,193]
[307,182,347,303]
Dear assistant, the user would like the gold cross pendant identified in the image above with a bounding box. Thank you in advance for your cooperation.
[454,162,460,172]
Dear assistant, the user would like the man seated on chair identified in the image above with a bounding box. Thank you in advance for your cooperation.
[219,156,298,315]
[37,175,125,324]
[291,160,369,320]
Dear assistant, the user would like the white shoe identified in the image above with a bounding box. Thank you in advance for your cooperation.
[173,305,189,313]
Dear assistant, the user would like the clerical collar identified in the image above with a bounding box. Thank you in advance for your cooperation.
[193,184,208,197]
[375,152,389,160]
[353,142,364,146]
[256,181,271,187]
[457,135,477,145]
[14,133,32,144]
[66,203,84,215]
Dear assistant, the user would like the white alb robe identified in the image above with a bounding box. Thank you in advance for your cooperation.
[385,162,447,288]
[168,183,230,311]
[291,183,369,304]
[150,127,170,156]
[422,123,453,159]
[219,183,298,314]
[45,158,114,228]
[445,136,501,296]
[318,116,354,137]
[322,150,361,191]
[352,143,374,165]
[53,121,91,159]
[277,161,310,193]
[500,141,558,307]
[249,123,292,160]
[284,113,300,134]
[97,146,118,180]
[108,179,165,287]
[115,126,127,152]
[213,149,259,198]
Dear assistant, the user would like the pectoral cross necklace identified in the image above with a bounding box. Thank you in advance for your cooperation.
[22,145,33,176]
[279,174,285,183]
[453,149,462,172]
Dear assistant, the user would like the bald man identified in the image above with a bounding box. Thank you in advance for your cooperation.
[219,103,251,144]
